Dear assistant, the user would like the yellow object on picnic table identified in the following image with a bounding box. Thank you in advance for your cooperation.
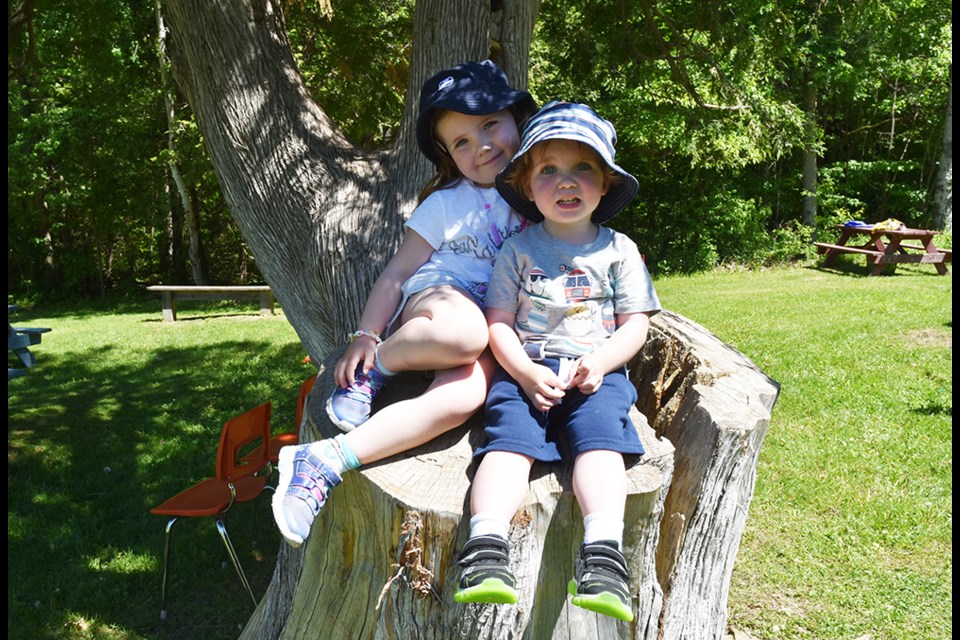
[873,218,906,231]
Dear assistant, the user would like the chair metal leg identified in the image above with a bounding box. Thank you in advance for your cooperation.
[251,483,275,546]
[158,517,179,621]
[215,517,257,606]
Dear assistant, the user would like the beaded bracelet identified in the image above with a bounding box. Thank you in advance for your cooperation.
[348,329,382,344]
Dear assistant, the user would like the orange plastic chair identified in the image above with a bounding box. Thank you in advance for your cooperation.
[243,376,315,466]
[150,402,272,620]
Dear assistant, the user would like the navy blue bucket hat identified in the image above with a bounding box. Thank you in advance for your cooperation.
[416,60,536,165]
[495,101,639,224]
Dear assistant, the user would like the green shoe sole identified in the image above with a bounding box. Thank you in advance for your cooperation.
[567,579,634,621]
[455,578,519,604]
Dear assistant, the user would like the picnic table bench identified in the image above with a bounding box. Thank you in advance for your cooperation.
[8,305,52,380]
[145,285,275,322]
[814,224,951,276]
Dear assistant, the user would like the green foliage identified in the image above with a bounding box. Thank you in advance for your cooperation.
[765,221,817,263]
[7,0,256,299]
[6,0,952,297]
[812,2,952,226]
[8,0,167,296]
[818,160,930,225]
[531,0,952,273]
[284,0,413,149]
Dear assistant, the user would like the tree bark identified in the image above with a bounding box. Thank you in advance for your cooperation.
[932,63,952,232]
[631,311,779,640]
[240,310,777,640]
[801,75,818,231]
[161,0,522,359]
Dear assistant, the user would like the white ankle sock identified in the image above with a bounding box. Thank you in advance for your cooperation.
[583,513,624,548]
[469,512,510,540]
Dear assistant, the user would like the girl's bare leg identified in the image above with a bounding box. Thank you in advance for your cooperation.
[274,351,496,547]
[344,349,497,464]
[376,286,489,373]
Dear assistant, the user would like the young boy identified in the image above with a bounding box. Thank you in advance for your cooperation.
[453,102,661,622]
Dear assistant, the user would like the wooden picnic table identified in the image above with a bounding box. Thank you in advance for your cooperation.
[814,224,951,276]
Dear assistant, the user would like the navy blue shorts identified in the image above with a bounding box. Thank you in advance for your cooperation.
[475,358,645,462]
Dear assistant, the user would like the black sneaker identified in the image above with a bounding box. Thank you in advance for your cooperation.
[567,540,634,621]
[453,535,519,604]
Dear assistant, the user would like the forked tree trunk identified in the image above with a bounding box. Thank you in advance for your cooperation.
[240,310,779,639]
[160,0,536,360]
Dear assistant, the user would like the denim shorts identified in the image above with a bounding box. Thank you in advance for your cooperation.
[475,358,645,462]
[385,270,485,337]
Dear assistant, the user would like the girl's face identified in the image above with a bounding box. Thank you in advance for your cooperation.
[526,139,609,231]
[435,109,520,187]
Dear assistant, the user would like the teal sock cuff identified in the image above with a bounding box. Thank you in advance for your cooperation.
[373,347,397,377]
[334,434,361,470]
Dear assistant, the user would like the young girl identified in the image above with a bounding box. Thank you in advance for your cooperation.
[272,60,537,548]
[452,102,661,622]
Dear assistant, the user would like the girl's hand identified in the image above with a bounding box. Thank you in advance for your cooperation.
[518,362,567,412]
[566,354,604,395]
[333,335,379,387]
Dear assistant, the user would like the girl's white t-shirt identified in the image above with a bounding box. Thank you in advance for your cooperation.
[403,180,528,306]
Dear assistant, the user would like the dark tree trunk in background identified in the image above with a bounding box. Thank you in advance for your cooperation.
[801,76,818,231]
[932,64,952,232]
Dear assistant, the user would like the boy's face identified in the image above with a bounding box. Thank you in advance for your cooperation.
[435,109,520,188]
[526,139,609,228]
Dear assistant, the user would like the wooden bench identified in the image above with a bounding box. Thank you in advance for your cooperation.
[897,244,952,259]
[146,285,275,322]
[815,241,950,265]
[814,242,883,258]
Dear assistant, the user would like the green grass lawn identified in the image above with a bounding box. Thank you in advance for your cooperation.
[8,300,311,640]
[7,261,952,639]
[655,263,952,640]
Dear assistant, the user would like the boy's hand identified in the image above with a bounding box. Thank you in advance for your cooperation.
[566,354,605,394]
[518,362,566,412]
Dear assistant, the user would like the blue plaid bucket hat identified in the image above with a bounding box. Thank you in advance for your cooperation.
[416,60,536,165]
[495,101,639,224]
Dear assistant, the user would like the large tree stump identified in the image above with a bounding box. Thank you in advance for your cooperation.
[241,310,779,640]
[631,310,780,639]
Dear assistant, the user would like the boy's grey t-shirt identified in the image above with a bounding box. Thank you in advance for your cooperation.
[486,223,661,359]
